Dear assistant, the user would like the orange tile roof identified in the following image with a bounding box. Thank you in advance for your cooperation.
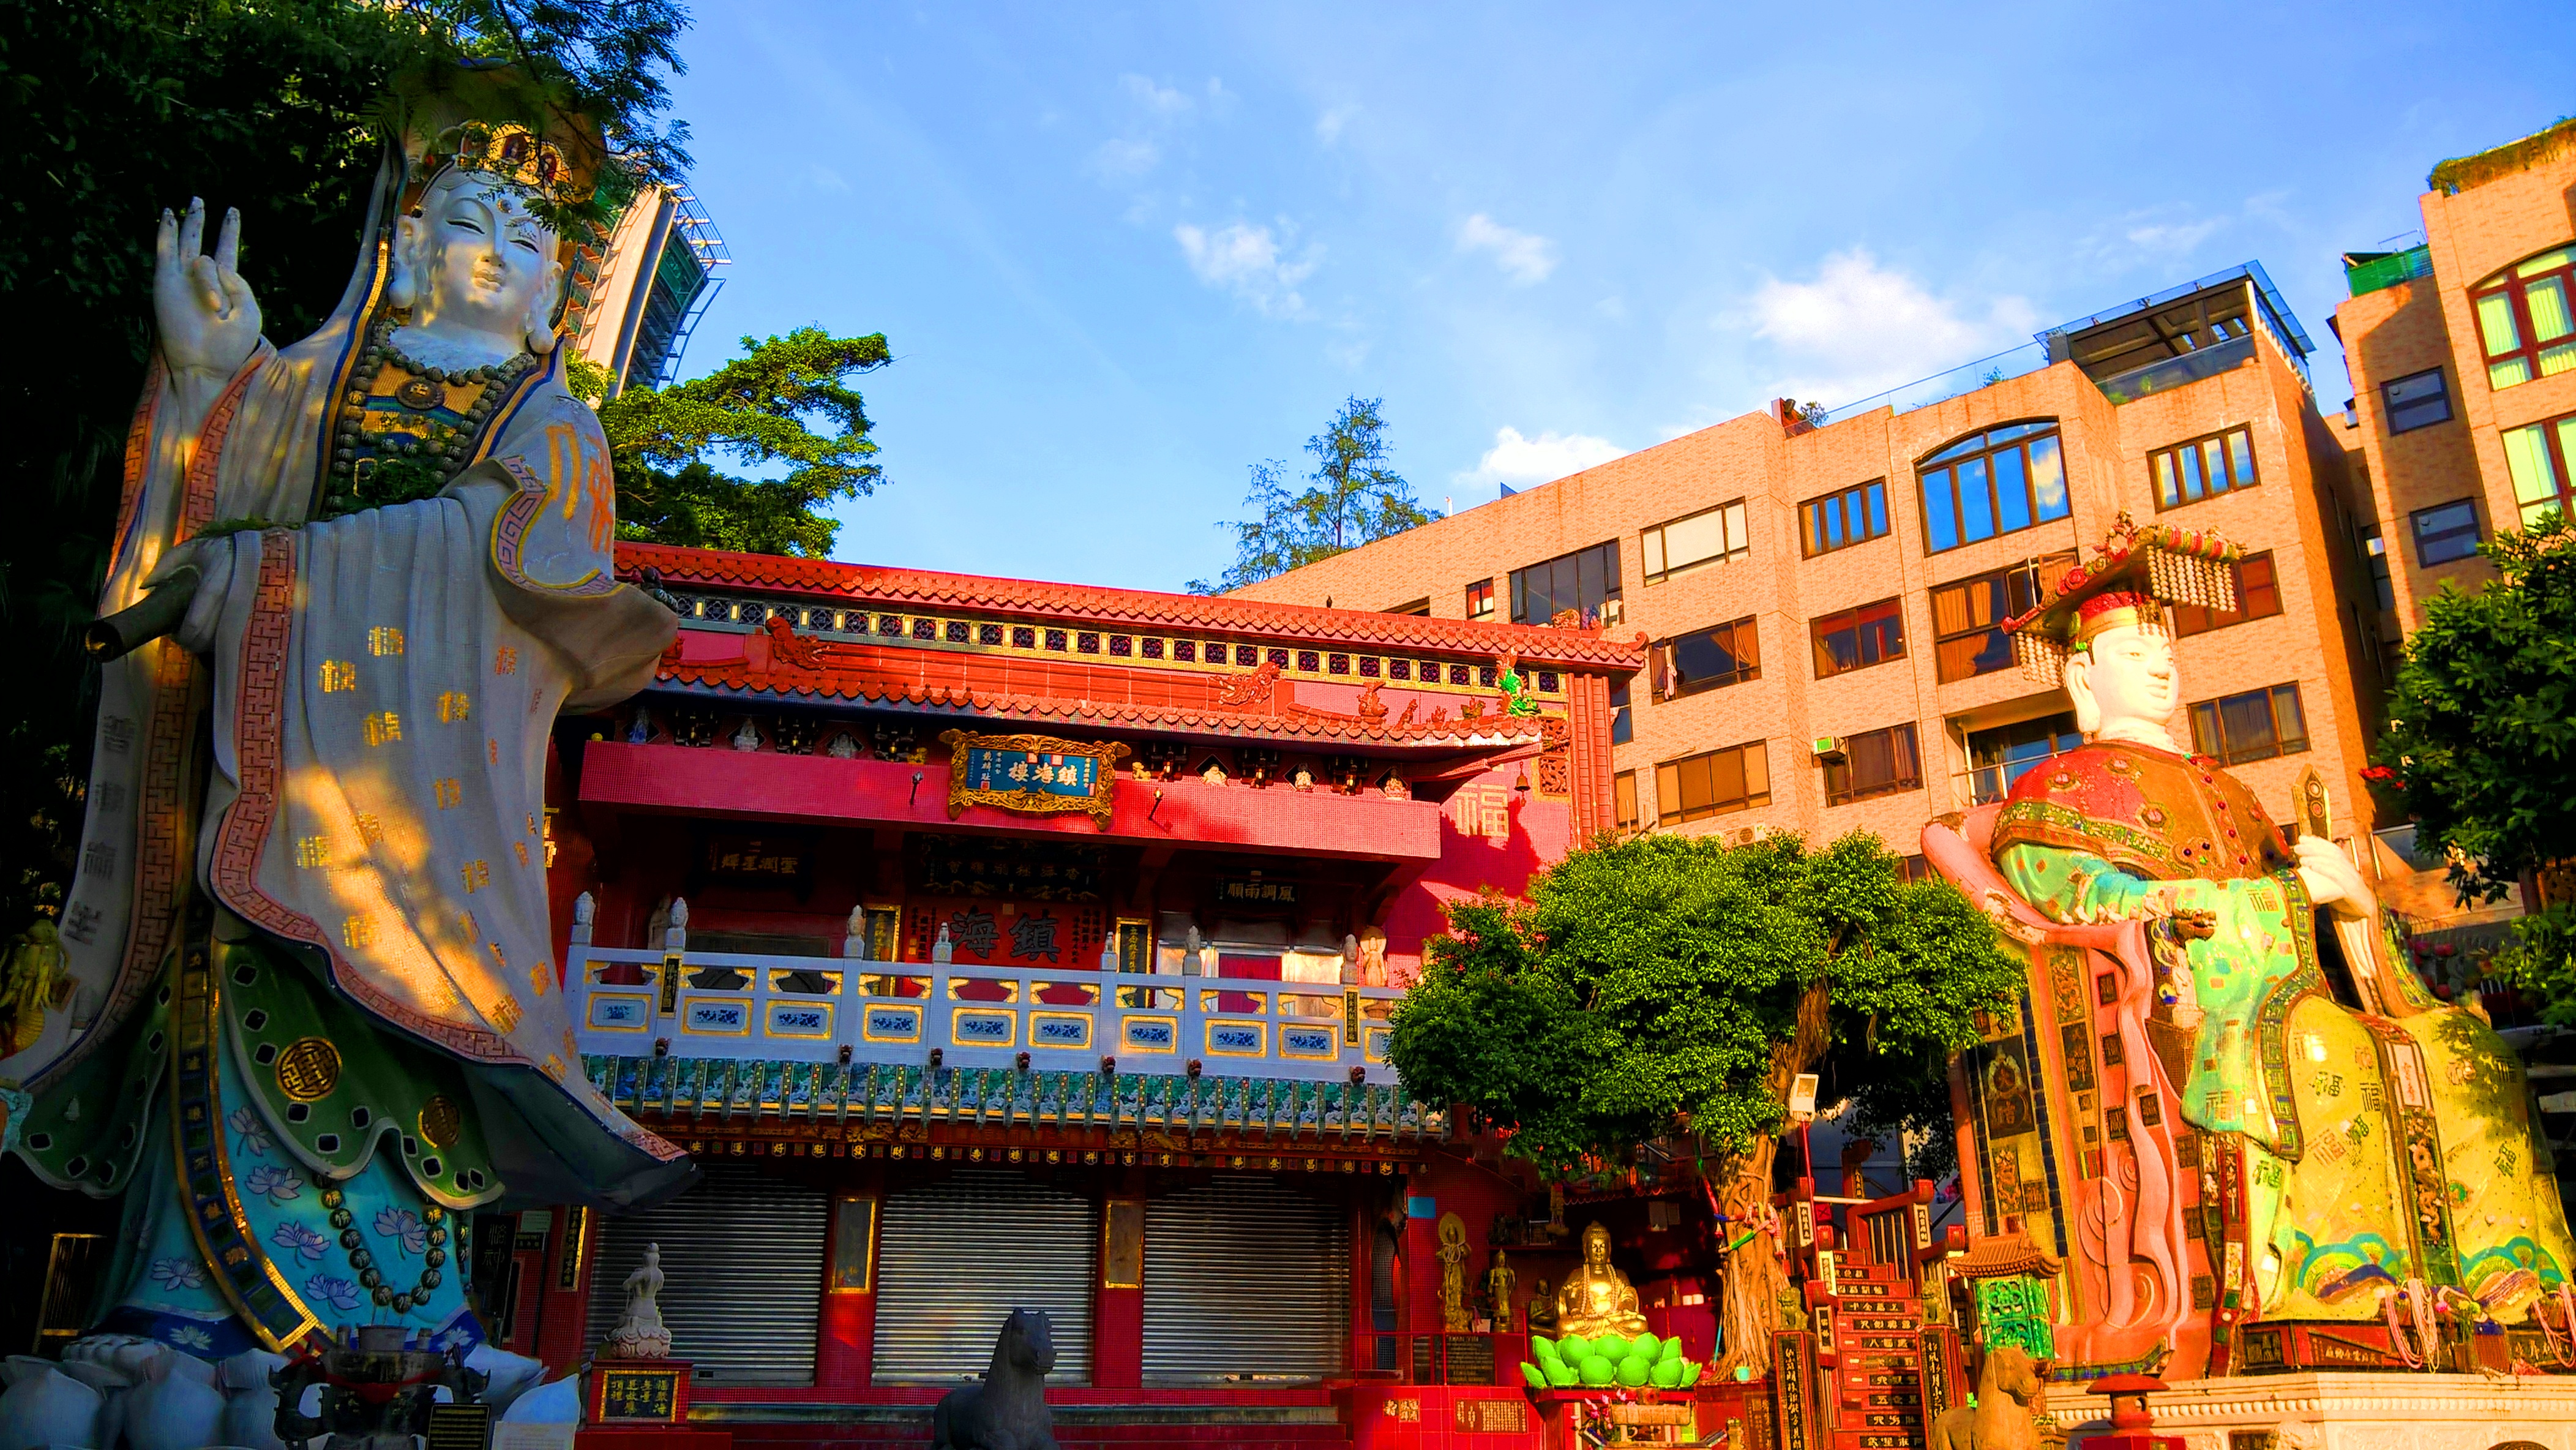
[655,628,1554,749]
[618,541,1647,672]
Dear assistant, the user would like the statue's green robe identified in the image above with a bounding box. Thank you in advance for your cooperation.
[1992,740,2574,1322]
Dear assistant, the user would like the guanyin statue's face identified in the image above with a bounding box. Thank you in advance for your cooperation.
[398,170,561,353]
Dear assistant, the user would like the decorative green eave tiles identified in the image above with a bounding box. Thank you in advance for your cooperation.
[582,1054,1439,1139]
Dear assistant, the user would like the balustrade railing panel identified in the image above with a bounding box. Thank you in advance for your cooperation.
[570,945,1401,1083]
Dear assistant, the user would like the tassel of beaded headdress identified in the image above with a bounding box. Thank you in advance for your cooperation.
[2013,631,2067,684]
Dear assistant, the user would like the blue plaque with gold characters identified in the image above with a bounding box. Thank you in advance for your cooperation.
[937,731,1130,829]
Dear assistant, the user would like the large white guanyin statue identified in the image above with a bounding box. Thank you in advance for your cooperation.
[0,67,689,1365]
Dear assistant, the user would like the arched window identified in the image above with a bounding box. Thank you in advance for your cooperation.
[1917,421,2069,554]
[2471,244,2575,390]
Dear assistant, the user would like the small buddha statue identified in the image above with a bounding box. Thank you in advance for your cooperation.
[1524,1279,1556,1332]
[1552,1221,1649,1337]
[1485,1249,1518,1331]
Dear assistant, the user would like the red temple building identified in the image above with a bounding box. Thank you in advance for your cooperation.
[487,543,1803,1448]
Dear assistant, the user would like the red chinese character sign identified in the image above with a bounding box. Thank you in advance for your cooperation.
[905,898,1108,972]
[937,731,1131,829]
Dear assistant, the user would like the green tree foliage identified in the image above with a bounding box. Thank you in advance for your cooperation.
[0,0,687,928]
[1190,396,1434,593]
[1388,830,2021,1372]
[598,327,891,558]
[2372,514,2576,1013]
[1391,830,2020,1174]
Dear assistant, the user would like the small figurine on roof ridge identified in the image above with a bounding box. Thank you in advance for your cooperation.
[1495,651,1540,717]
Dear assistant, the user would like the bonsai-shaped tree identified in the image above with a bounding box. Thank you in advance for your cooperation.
[1388,830,2021,1378]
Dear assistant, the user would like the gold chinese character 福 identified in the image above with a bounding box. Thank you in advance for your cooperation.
[318,660,356,692]
[438,691,471,723]
[363,712,402,746]
[369,626,405,656]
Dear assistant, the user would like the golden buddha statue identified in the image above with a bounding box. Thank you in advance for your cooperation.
[1552,1222,1649,1337]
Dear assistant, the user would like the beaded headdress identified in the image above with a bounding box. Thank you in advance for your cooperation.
[2004,514,2242,682]
[389,64,605,231]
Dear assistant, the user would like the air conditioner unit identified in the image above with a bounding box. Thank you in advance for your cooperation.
[1811,736,1847,763]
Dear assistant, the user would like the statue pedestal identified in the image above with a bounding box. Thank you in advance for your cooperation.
[585,1359,694,1429]
[2046,1371,2576,1450]
[580,1360,727,1450]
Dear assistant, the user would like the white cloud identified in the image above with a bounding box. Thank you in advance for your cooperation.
[807,163,852,194]
[1316,103,1359,145]
[1455,427,1627,489]
[1088,137,1160,179]
[1456,214,1559,285]
[2073,204,2233,272]
[1745,249,2035,408]
[1175,221,1317,318]
[1121,73,1194,116]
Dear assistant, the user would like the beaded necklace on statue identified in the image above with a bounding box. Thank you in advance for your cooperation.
[317,1185,462,1315]
[318,315,537,522]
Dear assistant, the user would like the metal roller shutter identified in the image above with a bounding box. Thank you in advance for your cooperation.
[586,1162,825,1386]
[1142,1175,1349,1384]
[873,1169,1096,1385]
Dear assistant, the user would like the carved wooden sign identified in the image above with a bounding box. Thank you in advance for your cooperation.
[937,731,1131,829]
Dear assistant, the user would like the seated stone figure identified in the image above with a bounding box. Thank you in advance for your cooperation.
[1554,1221,1649,1338]
[1924,517,2575,1374]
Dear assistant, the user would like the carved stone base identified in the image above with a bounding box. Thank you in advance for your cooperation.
[2046,1372,2576,1450]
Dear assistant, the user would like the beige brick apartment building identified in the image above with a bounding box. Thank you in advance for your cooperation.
[1238,265,2389,868]
[2334,118,2576,644]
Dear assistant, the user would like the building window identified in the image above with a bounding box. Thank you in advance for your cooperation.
[1963,713,2082,806]
[1930,554,2073,683]
[1464,580,1494,621]
[2411,499,2482,566]
[1644,500,1749,582]
[1811,598,1906,679]
[1652,616,1760,698]
[2470,244,2576,391]
[1823,723,1922,806]
[2188,683,2310,765]
[2500,412,2576,527]
[1387,597,1432,617]
[2151,426,2258,509]
[1655,740,1770,825]
[2358,525,2394,609]
[1510,541,1620,626]
[1613,770,1640,832]
[1609,677,1632,745]
[2168,552,2283,636]
[1799,479,1889,558]
[2379,368,2452,434]
[1919,422,2069,554]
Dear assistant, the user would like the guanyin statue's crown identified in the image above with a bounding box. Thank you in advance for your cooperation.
[2003,513,2242,682]
[390,62,605,216]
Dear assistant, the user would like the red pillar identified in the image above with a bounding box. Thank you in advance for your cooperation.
[1093,1193,1145,1389]
[532,1205,595,1373]
[817,1189,880,1389]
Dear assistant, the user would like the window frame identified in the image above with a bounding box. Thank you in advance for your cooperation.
[1916,421,2070,555]
[1822,723,1923,807]
[1652,615,1761,699]
[1642,499,1751,582]
[1810,596,1908,680]
[2149,425,2260,509]
[1797,479,1890,559]
[2469,245,2576,392]
[2499,410,2576,528]
[1962,712,2083,806]
[2379,367,2454,434]
[1609,676,1633,746]
[2409,498,2484,567]
[1930,553,2075,683]
[1464,579,1494,621]
[2168,551,2283,637]
[1612,770,1640,832]
[2187,683,2310,766]
[1653,740,1771,825]
[1508,540,1621,625]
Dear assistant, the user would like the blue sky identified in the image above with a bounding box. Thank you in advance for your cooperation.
[665,3,2571,592]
